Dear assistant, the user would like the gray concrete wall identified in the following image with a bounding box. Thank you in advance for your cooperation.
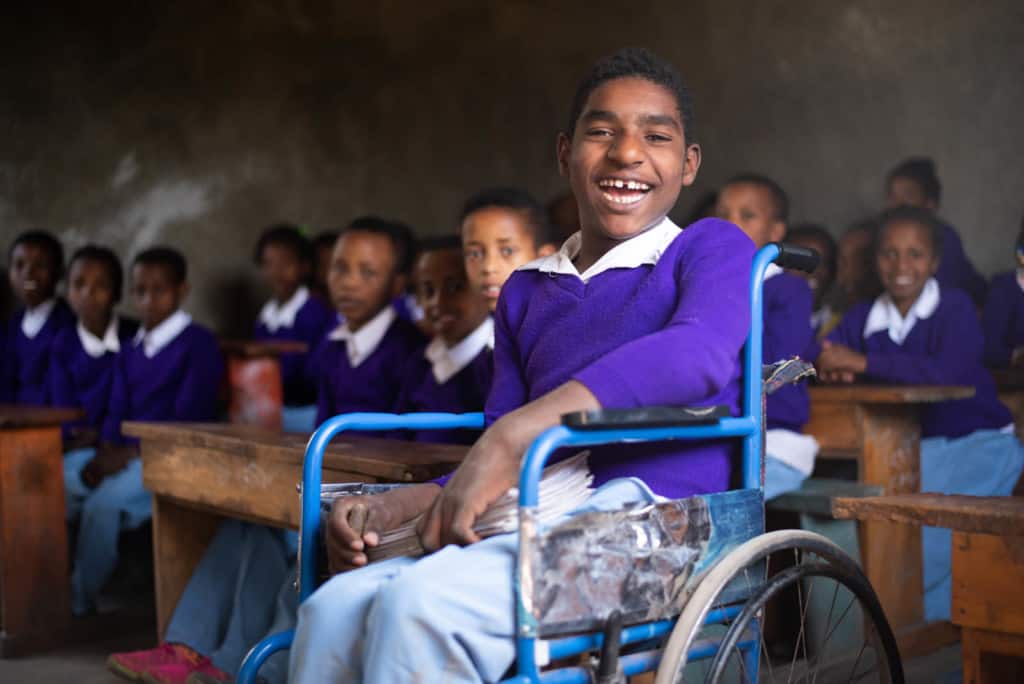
[1,1,1021,333]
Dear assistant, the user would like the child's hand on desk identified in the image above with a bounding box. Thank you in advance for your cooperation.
[816,340,867,384]
[81,442,138,488]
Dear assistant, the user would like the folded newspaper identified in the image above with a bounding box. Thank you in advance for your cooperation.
[320,451,595,563]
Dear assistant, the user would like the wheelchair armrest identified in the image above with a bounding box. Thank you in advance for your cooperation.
[561,405,731,430]
[771,242,820,273]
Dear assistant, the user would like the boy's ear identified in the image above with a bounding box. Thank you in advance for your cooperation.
[390,273,408,300]
[537,243,557,257]
[681,144,702,187]
[556,132,572,177]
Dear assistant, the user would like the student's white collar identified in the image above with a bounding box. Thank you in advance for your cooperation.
[78,317,121,358]
[810,303,834,331]
[133,310,192,358]
[863,278,940,345]
[21,298,57,339]
[519,216,681,283]
[258,286,310,333]
[1016,267,1024,294]
[763,263,784,280]
[424,317,494,384]
[327,306,396,368]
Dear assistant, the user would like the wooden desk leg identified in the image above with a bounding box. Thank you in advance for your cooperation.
[855,404,923,631]
[0,427,71,656]
[962,627,1024,683]
[151,496,222,639]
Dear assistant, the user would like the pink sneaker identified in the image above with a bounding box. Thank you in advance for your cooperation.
[108,643,196,681]
[143,659,230,684]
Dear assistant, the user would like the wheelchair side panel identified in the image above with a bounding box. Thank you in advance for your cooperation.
[532,488,763,636]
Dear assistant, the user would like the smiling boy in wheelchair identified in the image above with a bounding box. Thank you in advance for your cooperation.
[283,47,767,683]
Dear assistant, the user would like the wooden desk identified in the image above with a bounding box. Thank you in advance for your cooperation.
[220,340,308,430]
[833,494,1024,682]
[0,404,82,656]
[124,421,468,637]
[805,385,974,633]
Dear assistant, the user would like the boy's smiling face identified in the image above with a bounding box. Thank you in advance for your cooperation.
[557,76,700,241]
[9,243,58,309]
[414,247,490,346]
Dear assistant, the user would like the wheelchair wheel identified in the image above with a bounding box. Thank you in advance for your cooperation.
[654,530,903,684]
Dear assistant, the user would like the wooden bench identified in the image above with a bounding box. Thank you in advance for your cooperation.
[833,493,1024,682]
[806,384,974,634]
[124,421,469,637]
[0,404,83,656]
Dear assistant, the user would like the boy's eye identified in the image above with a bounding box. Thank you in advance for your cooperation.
[586,128,613,137]
[360,267,377,280]
[499,246,517,258]
[646,133,672,143]
[465,248,483,261]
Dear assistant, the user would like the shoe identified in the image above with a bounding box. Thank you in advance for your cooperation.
[108,643,195,681]
[144,658,230,684]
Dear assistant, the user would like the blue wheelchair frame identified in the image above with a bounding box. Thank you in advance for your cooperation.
[238,243,786,683]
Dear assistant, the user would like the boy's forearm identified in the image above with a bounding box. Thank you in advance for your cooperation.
[386,483,443,524]
[495,380,601,457]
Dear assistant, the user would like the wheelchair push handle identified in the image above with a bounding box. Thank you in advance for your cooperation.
[771,243,820,273]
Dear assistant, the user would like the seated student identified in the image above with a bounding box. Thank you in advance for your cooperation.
[53,246,137,474]
[108,219,422,684]
[981,221,1024,368]
[817,206,1024,621]
[66,247,223,616]
[253,224,334,432]
[310,230,339,303]
[2,230,74,404]
[716,174,818,500]
[288,47,756,683]
[835,219,883,310]
[396,237,493,444]
[885,157,987,305]
[461,186,556,312]
[787,223,839,339]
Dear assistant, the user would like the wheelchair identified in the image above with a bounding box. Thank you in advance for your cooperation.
[238,243,903,683]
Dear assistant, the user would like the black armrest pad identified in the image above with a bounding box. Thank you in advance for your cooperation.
[561,405,731,430]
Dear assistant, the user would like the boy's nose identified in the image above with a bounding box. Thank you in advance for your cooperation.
[608,133,644,165]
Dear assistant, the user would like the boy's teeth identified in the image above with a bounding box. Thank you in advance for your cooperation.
[601,191,645,205]
[598,179,651,191]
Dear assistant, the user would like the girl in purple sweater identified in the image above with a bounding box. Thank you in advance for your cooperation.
[817,206,1024,621]
[981,222,1024,368]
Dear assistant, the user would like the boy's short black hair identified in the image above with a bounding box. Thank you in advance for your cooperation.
[70,245,124,302]
[253,223,313,266]
[566,47,696,145]
[460,187,550,247]
[342,216,417,275]
[133,246,188,285]
[312,230,339,252]
[887,157,941,205]
[788,223,837,276]
[725,173,790,222]
[9,229,65,281]
[876,206,944,259]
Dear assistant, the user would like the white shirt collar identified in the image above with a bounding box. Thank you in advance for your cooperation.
[863,278,940,344]
[133,310,192,358]
[327,306,396,368]
[258,286,310,333]
[519,216,681,283]
[78,317,122,358]
[810,304,834,331]
[764,263,784,280]
[1016,267,1024,294]
[21,298,57,339]
[424,317,494,384]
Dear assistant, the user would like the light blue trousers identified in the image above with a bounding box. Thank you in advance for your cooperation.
[164,520,297,677]
[763,456,810,501]
[64,448,152,615]
[921,428,1024,621]
[288,478,659,684]
[282,404,318,433]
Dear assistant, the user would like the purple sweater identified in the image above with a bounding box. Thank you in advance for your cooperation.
[487,218,755,498]
[50,318,139,439]
[101,323,224,443]
[827,286,1011,439]
[763,271,813,432]
[254,295,335,406]
[981,271,1024,368]
[3,299,75,405]
[397,348,492,444]
[936,222,987,306]
[314,316,425,427]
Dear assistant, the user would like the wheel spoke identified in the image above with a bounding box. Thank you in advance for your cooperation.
[809,580,842,684]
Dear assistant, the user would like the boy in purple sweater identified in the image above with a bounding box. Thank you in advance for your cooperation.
[253,224,334,432]
[3,230,75,404]
[817,206,1023,621]
[981,221,1024,368]
[717,174,818,499]
[396,237,493,444]
[67,247,223,616]
[289,48,755,683]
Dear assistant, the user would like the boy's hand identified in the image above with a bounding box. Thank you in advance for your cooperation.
[816,340,867,384]
[326,484,439,575]
[1011,346,1024,368]
[81,442,138,488]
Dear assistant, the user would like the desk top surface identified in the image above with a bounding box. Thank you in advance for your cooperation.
[124,421,468,480]
[0,404,84,428]
[808,384,974,404]
[833,493,1024,536]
